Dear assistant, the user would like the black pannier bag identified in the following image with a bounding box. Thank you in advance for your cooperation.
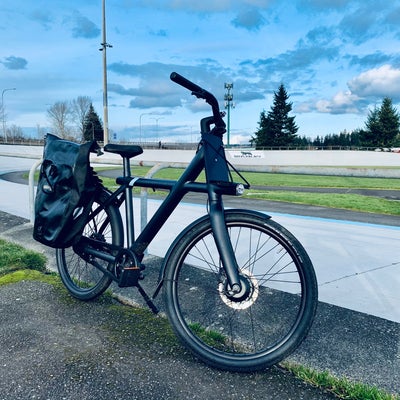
[33,133,99,248]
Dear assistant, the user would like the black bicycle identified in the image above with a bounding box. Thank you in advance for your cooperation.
[55,72,318,372]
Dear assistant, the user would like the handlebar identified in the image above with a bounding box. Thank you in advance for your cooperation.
[170,72,205,95]
[170,72,226,135]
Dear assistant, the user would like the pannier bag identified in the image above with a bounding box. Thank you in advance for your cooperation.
[33,133,99,248]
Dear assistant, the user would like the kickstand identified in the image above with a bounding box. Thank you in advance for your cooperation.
[137,283,159,314]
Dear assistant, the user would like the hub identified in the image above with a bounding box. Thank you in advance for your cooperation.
[218,269,259,310]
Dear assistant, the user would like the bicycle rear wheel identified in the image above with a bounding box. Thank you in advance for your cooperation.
[56,189,123,300]
[163,210,318,372]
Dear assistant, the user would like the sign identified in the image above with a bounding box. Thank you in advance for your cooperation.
[228,151,265,159]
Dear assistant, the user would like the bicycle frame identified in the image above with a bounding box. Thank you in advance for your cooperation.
[81,134,246,297]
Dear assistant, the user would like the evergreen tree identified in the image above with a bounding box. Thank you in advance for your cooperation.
[360,106,381,147]
[83,104,104,142]
[360,98,400,147]
[379,97,400,146]
[253,84,298,148]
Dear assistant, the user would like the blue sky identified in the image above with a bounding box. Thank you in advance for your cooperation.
[1,0,400,144]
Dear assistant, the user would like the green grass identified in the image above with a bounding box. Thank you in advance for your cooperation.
[147,168,400,190]
[282,362,399,400]
[238,172,400,190]
[98,167,400,216]
[0,239,47,278]
[245,190,400,215]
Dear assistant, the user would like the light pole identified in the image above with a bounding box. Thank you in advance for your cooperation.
[224,83,234,146]
[139,113,151,143]
[99,0,112,145]
[151,117,164,144]
[1,88,16,143]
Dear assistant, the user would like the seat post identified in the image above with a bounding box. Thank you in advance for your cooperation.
[122,155,135,247]
[122,156,131,178]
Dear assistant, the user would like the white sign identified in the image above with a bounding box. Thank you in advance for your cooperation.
[229,151,265,159]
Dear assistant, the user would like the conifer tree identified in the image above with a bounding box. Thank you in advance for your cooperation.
[83,104,104,142]
[253,84,298,148]
[360,98,400,147]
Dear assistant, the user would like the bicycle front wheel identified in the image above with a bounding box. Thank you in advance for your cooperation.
[163,210,317,372]
[56,189,123,301]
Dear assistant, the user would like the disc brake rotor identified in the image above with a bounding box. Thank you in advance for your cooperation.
[218,269,259,310]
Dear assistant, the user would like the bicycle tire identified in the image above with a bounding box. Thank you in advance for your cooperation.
[56,189,123,301]
[163,210,318,372]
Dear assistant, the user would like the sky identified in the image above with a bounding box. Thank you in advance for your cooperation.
[1,0,400,144]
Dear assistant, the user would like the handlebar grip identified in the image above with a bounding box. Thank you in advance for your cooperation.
[170,72,204,93]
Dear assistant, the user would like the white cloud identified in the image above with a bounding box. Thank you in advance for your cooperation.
[315,91,360,114]
[348,64,400,99]
[298,65,400,116]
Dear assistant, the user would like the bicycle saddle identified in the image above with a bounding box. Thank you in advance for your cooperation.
[104,143,143,159]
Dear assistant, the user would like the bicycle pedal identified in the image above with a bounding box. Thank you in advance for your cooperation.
[118,266,141,288]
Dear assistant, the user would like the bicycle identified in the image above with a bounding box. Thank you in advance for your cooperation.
[55,72,318,372]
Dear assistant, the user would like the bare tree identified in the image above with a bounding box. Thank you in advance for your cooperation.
[7,124,24,141]
[71,96,92,140]
[47,101,71,138]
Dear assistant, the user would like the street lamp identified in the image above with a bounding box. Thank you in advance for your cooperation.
[139,113,151,143]
[1,88,16,143]
[151,117,164,144]
[99,0,112,145]
[224,83,234,146]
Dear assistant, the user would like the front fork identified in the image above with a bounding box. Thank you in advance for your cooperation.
[208,187,242,294]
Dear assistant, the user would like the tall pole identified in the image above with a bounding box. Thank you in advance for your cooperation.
[100,0,112,145]
[139,113,151,143]
[151,117,164,143]
[224,83,234,146]
[1,88,16,144]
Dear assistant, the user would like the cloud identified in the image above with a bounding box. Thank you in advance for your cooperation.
[296,91,362,114]
[315,91,362,114]
[348,65,400,99]
[125,0,273,13]
[338,4,385,44]
[1,56,28,70]
[69,11,100,39]
[297,0,351,12]
[108,61,264,110]
[109,80,183,109]
[346,52,392,68]
[30,9,53,29]
[240,44,339,82]
[297,65,400,115]
[231,8,267,31]
[149,28,168,37]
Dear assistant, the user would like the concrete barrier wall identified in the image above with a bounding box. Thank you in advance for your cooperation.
[1,144,399,177]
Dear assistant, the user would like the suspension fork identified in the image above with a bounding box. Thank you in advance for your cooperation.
[208,187,242,294]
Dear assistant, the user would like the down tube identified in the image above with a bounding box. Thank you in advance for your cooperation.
[131,149,205,256]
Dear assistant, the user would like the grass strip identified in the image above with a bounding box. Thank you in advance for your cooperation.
[0,239,47,277]
[282,362,399,400]
[245,190,400,215]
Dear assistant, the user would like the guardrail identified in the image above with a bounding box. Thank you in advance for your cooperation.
[29,159,42,223]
